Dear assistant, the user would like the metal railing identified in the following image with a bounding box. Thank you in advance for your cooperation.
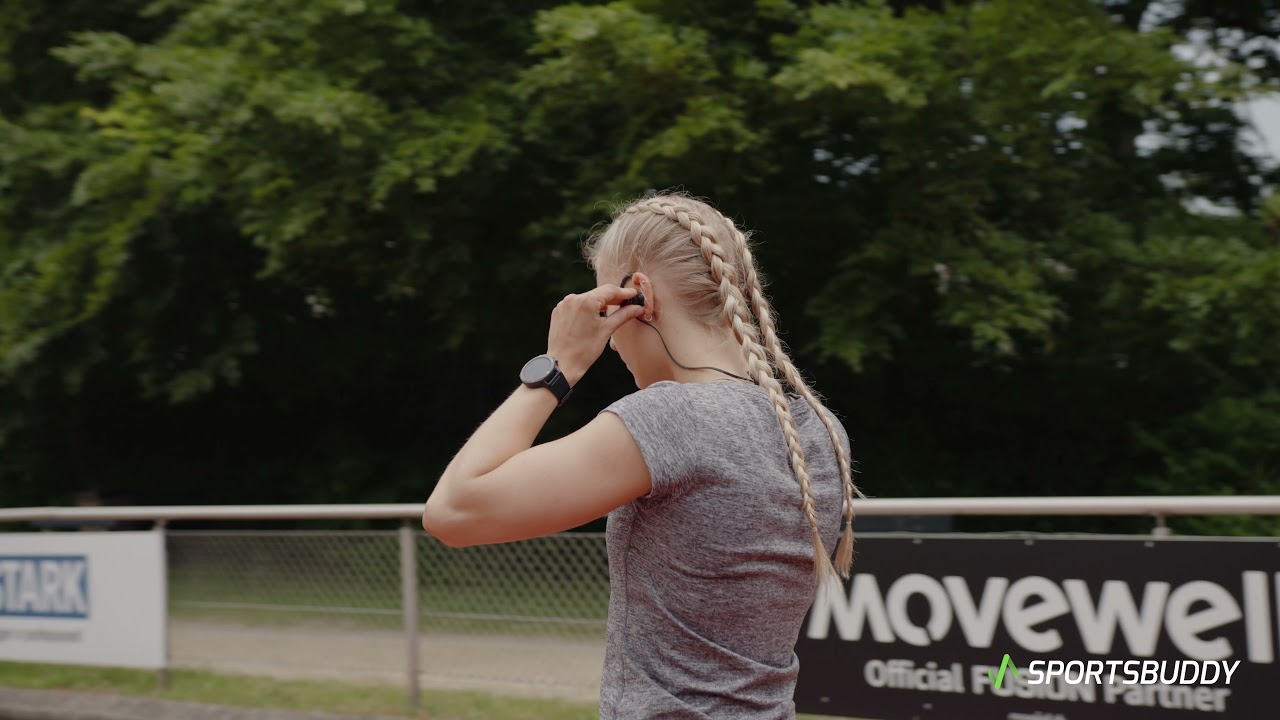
[3,496,1280,710]
[7,495,1280,524]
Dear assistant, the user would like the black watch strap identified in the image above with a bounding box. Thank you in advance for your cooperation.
[545,368,573,407]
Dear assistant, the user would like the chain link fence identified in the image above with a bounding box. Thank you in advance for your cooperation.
[166,528,608,701]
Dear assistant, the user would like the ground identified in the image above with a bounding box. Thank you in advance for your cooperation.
[171,619,605,704]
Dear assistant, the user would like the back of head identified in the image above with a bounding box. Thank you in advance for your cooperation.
[582,191,868,588]
[585,194,746,332]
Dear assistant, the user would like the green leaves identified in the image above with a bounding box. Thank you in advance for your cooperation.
[1135,233,1280,369]
[518,2,723,151]
[51,31,139,81]
[773,0,941,107]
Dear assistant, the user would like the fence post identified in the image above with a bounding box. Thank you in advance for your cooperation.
[154,519,170,691]
[400,521,421,711]
[1151,513,1172,537]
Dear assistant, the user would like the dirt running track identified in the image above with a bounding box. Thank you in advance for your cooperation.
[170,620,605,704]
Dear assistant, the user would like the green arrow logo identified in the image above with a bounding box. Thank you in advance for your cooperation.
[988,654,1019,689]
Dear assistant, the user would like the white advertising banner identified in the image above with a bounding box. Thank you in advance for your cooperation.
[0,532,167,669]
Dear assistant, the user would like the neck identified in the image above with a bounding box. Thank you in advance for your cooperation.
[658,323,753,384]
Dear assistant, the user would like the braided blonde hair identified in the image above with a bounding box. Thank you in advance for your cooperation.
[582,192,867,587]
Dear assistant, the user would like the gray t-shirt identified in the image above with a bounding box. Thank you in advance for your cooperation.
[597,379,849,719]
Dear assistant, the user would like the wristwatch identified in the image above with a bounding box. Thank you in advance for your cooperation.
[519,354,574,407]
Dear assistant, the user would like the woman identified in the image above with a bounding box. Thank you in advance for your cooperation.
[423,193,866,719]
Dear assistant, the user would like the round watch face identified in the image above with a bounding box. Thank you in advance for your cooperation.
[520,354,555,384]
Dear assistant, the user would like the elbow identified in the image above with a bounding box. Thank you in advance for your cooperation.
[422,497,475,548]
[421,499,457,547]
[421,505,438,541]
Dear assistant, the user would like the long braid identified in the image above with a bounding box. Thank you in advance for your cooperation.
[718,212,868,580]
[628,199,839,588]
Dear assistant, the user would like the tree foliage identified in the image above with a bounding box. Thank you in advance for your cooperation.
[2,0,1277,535]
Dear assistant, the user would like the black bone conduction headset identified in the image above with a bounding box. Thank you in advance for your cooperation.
[521,272,757,406]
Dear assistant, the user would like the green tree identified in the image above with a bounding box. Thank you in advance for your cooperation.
[1,0,1276,536]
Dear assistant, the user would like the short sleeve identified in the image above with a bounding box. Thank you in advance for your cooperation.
[598,380,698,501]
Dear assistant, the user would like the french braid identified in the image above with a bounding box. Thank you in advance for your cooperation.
[716,211,868,580]
[625,199,841,587]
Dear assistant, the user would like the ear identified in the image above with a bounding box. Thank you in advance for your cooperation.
[631,272,656,321]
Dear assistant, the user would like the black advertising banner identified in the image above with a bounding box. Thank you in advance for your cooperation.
[795,534,1280,720]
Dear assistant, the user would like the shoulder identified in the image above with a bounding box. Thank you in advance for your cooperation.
[599,380,691,427]
[598,381,699,500]
[640,379,684,393]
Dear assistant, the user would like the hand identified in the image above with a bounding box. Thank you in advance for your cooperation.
[546,283,646,386]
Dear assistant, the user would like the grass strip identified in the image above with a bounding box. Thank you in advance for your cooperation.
[0,662,852,719]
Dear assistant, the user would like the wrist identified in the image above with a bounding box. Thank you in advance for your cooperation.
[546,352,584,387]
[560,365,585,387]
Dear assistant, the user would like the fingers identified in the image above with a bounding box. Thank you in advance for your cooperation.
[566,283,648,331]
[585,283,640,306]
[601,303,645,333]
[560,285,636,307]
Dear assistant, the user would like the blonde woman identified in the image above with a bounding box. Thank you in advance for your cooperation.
[423,193,866,719]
